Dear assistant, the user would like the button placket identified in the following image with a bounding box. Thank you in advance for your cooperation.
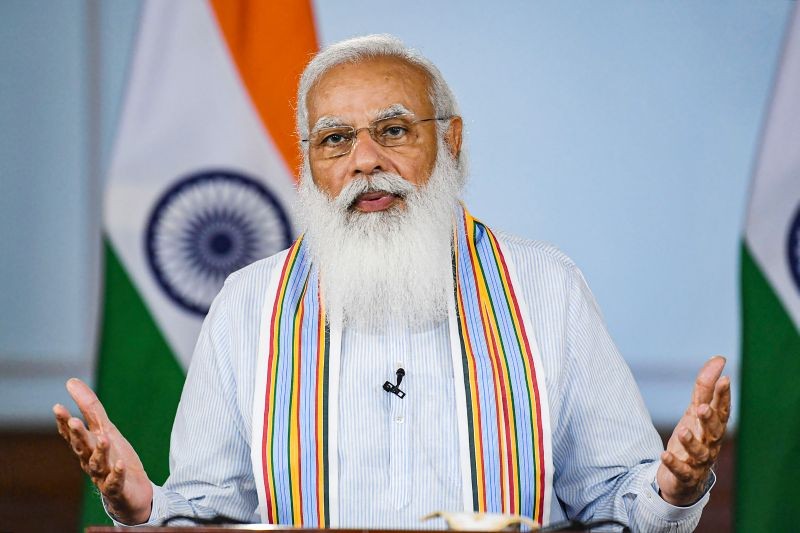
[388,330,411,509]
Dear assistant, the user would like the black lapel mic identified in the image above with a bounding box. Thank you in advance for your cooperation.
[383,367,406,398]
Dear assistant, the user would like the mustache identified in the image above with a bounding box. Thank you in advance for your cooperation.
[333,172,416,211]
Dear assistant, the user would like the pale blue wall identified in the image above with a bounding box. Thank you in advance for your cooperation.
[0,0,96,424]
[0,0,142,425]
[313,0,793,423]
[0,0,792,426]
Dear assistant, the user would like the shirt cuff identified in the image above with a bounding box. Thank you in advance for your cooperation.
[639,462,716,521]
[103,482,168,527]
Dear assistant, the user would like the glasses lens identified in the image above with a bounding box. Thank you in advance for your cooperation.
[311,127,354,158]
[372,117,416,147]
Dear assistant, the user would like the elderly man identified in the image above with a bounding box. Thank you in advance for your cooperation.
[54,35,729,531]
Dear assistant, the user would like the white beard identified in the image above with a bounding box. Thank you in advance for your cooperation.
[296,140,464,330]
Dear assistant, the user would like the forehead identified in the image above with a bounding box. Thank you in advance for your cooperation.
[306,56,434,125]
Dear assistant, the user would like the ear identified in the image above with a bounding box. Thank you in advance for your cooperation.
[444,116,463,159]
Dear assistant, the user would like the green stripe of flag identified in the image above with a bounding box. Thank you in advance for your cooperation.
[736,243,800,532]
[80,240,186,528]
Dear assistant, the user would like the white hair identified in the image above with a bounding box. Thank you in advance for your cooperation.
[296,136,462,329]
[296,34,462,152]
[293,36,470,329]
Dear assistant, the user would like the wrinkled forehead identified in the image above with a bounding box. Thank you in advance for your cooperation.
[305,56,435,129]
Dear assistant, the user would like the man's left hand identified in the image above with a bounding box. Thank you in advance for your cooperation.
[656,355,730,506]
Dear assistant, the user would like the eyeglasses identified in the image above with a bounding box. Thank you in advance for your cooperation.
[302,114,453,159]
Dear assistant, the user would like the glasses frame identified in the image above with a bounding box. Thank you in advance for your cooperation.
[302,115,455,160]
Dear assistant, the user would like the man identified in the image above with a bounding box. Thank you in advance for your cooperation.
[54,35,729,531]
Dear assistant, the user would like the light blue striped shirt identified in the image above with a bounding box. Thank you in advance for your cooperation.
[124,231,711,531]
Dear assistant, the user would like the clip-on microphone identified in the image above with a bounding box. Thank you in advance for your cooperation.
[383,368,406,398]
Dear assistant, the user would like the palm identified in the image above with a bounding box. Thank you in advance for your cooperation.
[94,421,151,515]
[54,379,153,524]
[656,356,730,506]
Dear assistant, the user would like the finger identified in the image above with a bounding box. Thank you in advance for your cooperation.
[692,356,726,407]
[710,376,731,424]
[66,378,111,432]
[53,403,72,421]
[678,426,710,464]
[53,404,74,441]
[661,451,696,484]
[697,403,726,442]
[87,435,111,480]
[667,424,692,461]
[103,460,126,499]
[67,416,95,463]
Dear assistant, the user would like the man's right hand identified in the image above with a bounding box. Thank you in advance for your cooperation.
[53,378,153,525]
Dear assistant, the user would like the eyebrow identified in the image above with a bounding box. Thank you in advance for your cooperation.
[373,104,412,121]
[311,115,347,132]
[310,104,414,133]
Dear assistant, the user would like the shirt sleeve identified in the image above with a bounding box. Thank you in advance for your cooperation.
[552,265,710,532]
[105,278,258,526]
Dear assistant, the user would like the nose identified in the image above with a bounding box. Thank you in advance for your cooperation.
[348,129,388,176]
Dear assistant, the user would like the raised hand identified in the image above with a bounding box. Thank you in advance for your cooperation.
[656,356,730,506]
[53,378,153,525]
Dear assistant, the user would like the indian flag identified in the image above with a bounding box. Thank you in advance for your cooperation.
[83,1,317,526]
[737,5,800,531]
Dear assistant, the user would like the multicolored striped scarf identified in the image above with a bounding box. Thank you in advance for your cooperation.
[251,206,552,526]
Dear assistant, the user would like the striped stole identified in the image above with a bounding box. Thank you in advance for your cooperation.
[251,207,552,527]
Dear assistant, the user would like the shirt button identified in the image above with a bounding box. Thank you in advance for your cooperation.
[394,416,405,424]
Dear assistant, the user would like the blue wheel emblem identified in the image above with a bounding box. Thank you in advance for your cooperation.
[145,170,292,315]
[789,204,800,294]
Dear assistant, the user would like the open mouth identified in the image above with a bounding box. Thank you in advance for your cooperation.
[351,190,402,212]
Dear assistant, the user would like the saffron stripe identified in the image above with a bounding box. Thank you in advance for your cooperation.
[489,229,546,522]
[263,240,301,522]
[454,241,485,511]
[478,227,523,514]
[463,216,505,512]
[298,273,318,524]
[455,209,547,524]
[262,238,332,526]
[488,222,546,523]
[288,276,307,524]
[474,231,517,513]
[469,225,512,512]
[457,216,490,511]
[474,226,520,513]
[278,246,307,522]
[486,228,544,520]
